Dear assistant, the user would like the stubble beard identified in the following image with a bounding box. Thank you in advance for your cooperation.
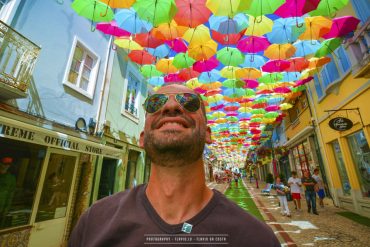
[144,128,206,168]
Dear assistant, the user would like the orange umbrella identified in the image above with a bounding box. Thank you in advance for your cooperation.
[188,39,218,60]
[100,0,136,8]
[308,56,331,68]
[134,33,163,48]
[235,68,262,79]
[264,43,296,60]
[299,16,332,40]
[151,20,188,40]
[156,58,179,74]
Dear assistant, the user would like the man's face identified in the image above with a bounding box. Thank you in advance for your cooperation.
[140,84,211,167]
[304,171,310,177]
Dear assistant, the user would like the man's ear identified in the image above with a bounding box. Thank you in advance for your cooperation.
[139,131,145,148]
[205,126,212,144]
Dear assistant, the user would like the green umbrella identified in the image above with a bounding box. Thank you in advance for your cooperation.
[250,118,262,123]
[292,85,306,92]
[315,38,343,58]
[172,53,195,69]
[140,65,163,78]
[264,112,279,119]
[253,97,267,104]
[227,116,239,122]
[217,47,245,66]
[245,88,256,96]
[251,109,266,115]
[309,0,349,17]
[245,0,285,17]
[222,79,245,88]
[258,73,283,84]
[71,0,114,23]
[133,0,178,26]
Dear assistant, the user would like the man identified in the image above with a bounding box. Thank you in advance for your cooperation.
[0,157,16,227]
[288,171,302,211]
[301,170,318,215]
[69,84,280,246]
[312,168,325,207]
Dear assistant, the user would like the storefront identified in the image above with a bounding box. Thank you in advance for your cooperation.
[0,114,123,246]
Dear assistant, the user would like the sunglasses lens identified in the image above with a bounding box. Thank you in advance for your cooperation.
[145,94,168,113]
[176,93,200,112]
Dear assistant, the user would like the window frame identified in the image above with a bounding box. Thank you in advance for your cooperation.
[0,0,21,24]
[121,63,142,123]
[63,36,100,100]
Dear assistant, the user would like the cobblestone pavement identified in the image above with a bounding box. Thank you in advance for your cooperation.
[208,179,370,246]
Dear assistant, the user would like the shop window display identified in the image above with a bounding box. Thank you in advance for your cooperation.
[0,139,45,230]
[347,131,370,198]
[332,140,351,196]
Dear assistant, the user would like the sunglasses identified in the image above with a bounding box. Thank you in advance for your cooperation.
[143,93,201,114]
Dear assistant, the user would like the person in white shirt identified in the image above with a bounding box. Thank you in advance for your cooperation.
[312,168,325,207]
[288,171,302,211]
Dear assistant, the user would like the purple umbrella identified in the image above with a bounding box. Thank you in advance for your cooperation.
[237,36,270,53]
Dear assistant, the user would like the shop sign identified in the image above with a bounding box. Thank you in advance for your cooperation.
[0,119,123,158]
[329,117,353,131]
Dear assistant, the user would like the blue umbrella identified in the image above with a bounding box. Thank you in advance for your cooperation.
[148,77,164,86]
[199,69,221,83]
[115,8,153,34]
[240,54,267,68]
[266,17,306,44]
[147,44,171,58]
[223,88,245,98]
[209,13,249,34]
[282,72,302,82]
[293,40,321,57]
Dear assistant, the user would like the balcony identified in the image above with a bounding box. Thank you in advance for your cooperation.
[346,18,370,78]
[0,20,40,100]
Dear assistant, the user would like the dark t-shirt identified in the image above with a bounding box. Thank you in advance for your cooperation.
[69,184,280,247]
[301,177,317,192]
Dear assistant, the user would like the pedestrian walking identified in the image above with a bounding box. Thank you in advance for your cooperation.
[312,168,325,207]
[69,84,280,247]
[274,176,291,217]
[302,170,319,215]
[288,171,302,211]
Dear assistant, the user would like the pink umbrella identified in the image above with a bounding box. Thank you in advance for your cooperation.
[164,73,184,83]
[165,38,188,53]
[275,0,320,18]
[273,87,292,93]
[261,59,290,72]
[96,20,131,37]
[323,16,360,39]
[237,36,270,53]
[194,87,207,94]
[294,76,313,87]
[226,112,238,116]
[210,104,224,111]
[193,57,219,72]
[243,79,259,89]
[265,105,280,112]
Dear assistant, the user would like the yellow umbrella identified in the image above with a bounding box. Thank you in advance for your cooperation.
[238,106,252,113]
[100,0,136,8]
[188,39,218,60]
[245,15,273,36]
[264,43,296,60]
[151,20,188,40]
[185,78,202,89]
[183,24,211,45]
[299,16,332,40]
[114,37,143,50]
[156,58,179,74]
[308,56,331,69]
[235,67,262,79]
[206,94,224,103]
[201,81,222,90]
[206,0,252,17]
[220,66,238,79]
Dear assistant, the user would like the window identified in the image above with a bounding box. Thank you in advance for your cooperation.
[347,130,370,198]
[313,45,351,100]
[350,0,370,23]
[0,0,21,24]
[63,37,100,99]
[332,140,351,196]
[0,138,45,230]
[121,64,142,121]
[0,0,7,10]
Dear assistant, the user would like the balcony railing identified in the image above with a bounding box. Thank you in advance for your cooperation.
[346,18,370,78]
[0,20,41,99]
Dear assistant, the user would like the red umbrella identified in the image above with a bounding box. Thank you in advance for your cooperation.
[323,16,360,39]
[96,21,131,37]
[134,33,163,48]
[256,89,273,95]
[224,106,239,111]
[243,79,259,89]
[193,57,219,72]
[165,38,188,53]
[273,87,292,93]
[205,89,222,96]
[178,68,200,80]
[275,0,320,18]
[286,57,309,72]
[128,50,156,65]
[164,73,184,83]
[174,0,212,28]
[212,29,244,45]
[210,104,224,111]
[261,59,290,72]
[237,36,270,53]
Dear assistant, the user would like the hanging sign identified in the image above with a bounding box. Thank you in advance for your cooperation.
[329,117,353,131]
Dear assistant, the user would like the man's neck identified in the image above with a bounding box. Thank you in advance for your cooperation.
[145,160,213,225]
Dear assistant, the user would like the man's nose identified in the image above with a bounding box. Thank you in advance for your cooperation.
[160,95,184,115]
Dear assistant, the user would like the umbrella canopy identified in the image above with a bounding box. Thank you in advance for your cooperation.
[134,32,163,48]
[148,76,165,86]
[96,21,130,37]
[100,0,136,8]
[72,0,114,22]
[173,52,196,69]
[128,50,155,64]
[178,68,200,80]
[243,79,259,89]
[237,36,270,53]
[151,20,188,40]
[188,39,218,60]
[245,15,273,36]
[266,17,306,44]
[286,57,309,72]
[206,0,252,17]
[193,57,219,72]
[235,68,262,79]
[211,30,244,45]
[309,0,349,17]
[133,0,178,26]
[299,16,333,40]
[199,69,221,83]
[183,24,211,45]
[114,8,153,34]
[165,38,188,53]
[147,44,171,58]
[323,16,360,39]
[264,43,296,60]
[174,0,211,28]
[293,40,321,57]
[308,56,331,68]
[156,58,179,74]
[275,0,320,18]
[140,65,163,77]
[220,66,238,79]
[245,0,285,17]
[216,47,245,66]
[240,54,267,68]
[222,79,245,88]
[209,14,248,34]
[315,38,343,58]
[261,60,291,72]
[114,37,143,50]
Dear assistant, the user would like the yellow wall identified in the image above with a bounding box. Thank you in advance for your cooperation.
[285,107,312,140]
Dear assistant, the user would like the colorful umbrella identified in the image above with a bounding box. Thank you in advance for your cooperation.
[258,73,283,84]
[216,47,245,66]
[128,50,155,64]
[133,0,178,26]
[240,54,267,68]
[245,15,273,36]
[188,39,218,60]
[199,69,221,83]
[222,79,245,88]
[156,58,179,74]
[275,0,320,18]
[100,0,136,8]
[96,21,130,37]
[220,66,238,79]
[178,68,200,80]
[264,43,296,60]
[245,0,285,17]
[315,38,343,58]
[323,16,360,39]
[243,79,259,89]
[193,57,219,73]
[235,68,262,79]
[114,37,143,50]
[211,30,244,45]
[174,0,211,28]
[151,20,188,40]
[299,16,332,40]
[140,65,163,77]
[114,8,153,34]
[293,40,321,57]
[309,0,349,17]
[206,0,252,17]
[164,73,184,83]
[147,44,171,58]
[165,38,188,53]
[237,36,270,53]
[286,57,309,72]
[209,14,248,34]
[261,60,291,72]
[308,56,331,68]
[173,52,196,69]
[266,17,306,44]
[134,32,163,48]
[183,24,211,45]
[148,76,165,86]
